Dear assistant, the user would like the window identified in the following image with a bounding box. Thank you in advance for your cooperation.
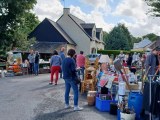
[101,33,103,41]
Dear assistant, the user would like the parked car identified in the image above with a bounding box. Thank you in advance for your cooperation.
[86,54,101,63]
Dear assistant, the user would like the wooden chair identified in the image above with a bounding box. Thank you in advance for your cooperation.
[22,67,29,75]
[94,57,99,70]
[85,57,91,69]
[81,57,100,93]
[81,66,97,93]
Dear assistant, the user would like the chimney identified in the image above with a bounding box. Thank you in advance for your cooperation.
[63,8,70,15]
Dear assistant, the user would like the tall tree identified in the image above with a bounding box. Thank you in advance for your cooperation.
[0,0,38,53]
[105,24,132,50]
[145,0,160,17]
[12,12,39,50]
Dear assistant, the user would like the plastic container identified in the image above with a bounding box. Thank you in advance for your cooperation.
[109,102,118,115]
[120,112,135,120]
[117,109,120,120]
[128,92,143,120]
[96,97,111,112]
[87,91,96,106]
[96,97,117,112]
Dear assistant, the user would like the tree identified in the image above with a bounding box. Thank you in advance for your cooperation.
[105,24,132,50]
[0,0,38,53]
[103,31,109,49]
[12,13,39,50]
[131,36,142,43]
[145,0,160,17]
[142,33,159,41]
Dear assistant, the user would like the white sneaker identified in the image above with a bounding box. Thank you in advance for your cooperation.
[65,105,72,109]
[74,106,83,111]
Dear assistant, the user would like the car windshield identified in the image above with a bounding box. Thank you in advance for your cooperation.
[92,55,96,58]
[87,55,92,58]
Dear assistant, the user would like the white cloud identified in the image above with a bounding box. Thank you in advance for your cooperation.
[82,0,107,9]
[34,0,63,21]
[33,0,160,37]
[70,5,114,32]
[81,0,111,12]
[113,0,160,37]
[34,0,114,32]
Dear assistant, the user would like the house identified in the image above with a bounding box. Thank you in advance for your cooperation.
[132,38,160,51]
[132,38,152,51]
[29,8,104,55]
[148,39,160,50]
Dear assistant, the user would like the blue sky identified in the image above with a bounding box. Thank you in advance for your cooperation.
[34,0,160,37]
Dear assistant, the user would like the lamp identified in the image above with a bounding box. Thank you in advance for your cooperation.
[99,55,110,63]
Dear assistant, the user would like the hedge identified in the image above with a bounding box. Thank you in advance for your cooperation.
[97,50,144,57]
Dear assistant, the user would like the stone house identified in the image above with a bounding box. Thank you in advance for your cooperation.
[29,8,104,55]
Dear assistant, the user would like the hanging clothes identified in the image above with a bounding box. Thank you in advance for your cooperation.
[142,82,160,118]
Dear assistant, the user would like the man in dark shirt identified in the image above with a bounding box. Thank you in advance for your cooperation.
[34,51,40,76]
[145,47,158,80]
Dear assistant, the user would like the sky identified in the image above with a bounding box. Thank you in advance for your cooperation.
[33,0,160,37]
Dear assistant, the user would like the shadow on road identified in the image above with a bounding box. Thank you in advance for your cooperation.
[30,85,54,91]
[34,108,76,120]
[30,83,65,92]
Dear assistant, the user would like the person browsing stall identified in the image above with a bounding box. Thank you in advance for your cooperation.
[62,49,83,111]
[50,50,62,85]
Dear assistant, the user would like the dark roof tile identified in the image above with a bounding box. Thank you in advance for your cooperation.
[81,23,95,29]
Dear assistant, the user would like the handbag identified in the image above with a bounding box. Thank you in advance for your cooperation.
[75,77,81,84]
[74,72,81,84]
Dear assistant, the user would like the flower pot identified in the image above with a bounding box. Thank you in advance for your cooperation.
[120,112,135,120]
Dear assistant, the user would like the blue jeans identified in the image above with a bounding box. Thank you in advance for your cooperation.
[78,67,85,80]
[64,79,78,106]
[29,63,34,74]
[34,63,39,75]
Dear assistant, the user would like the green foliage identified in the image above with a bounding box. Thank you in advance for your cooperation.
[0,0,38,55]
[103,32,109,49]
[104,24,132,50]
[12,13,39,50]
[131,36,142,43]
[142,33,159,41]
[98,50,144,57]
[145,0,160,17]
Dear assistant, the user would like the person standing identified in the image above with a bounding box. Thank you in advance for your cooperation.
[50,50,62,85]
[132,52,137,64]
[59,47,66,78]
[118,51,125,61]
[145,47,158,80]
[62,49,83,111]
[28,50,35,74]
[76,51,85,80]
[34,51,40,76]
[127,53,133,69]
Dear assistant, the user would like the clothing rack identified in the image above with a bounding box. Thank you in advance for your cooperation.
[148,75,160,120]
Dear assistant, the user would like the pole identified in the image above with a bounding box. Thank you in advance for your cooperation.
[63,0,65,8]
[149,75,151,120]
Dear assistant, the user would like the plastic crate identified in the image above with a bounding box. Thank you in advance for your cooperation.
[96,97,111,112]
